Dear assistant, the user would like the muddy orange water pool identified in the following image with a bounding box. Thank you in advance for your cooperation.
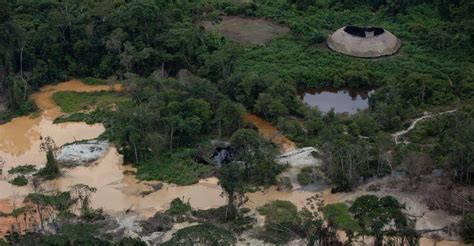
[0,80,317,238]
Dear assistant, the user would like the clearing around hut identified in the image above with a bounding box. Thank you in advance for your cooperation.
[199,16,289,45]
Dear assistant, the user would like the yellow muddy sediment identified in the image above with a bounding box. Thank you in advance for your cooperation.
[0,80,316,239]
[0,80,461,245]
[0,80,121,237]
[47,148,226,216]
[244,114,297,153]
[0,198,40,237]
[0,79,118,171]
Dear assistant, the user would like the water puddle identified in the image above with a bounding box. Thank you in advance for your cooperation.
[299,87,374,114]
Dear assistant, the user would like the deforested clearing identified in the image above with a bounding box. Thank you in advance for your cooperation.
[199,16,289,45]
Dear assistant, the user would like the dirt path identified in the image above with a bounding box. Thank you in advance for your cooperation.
[392,109,457,144]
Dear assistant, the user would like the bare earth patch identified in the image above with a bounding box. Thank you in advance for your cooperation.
[199,16,290,45]
[332,177,464,242]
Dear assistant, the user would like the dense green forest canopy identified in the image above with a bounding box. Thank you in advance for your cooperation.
[0,0,473,244]
[0,0,472,186]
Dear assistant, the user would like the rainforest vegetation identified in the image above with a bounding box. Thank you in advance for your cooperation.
[0,0,473,244]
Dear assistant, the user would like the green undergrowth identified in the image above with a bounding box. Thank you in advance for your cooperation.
[0,100,38,124]
[136,150,215,185]
[161,224,236,246]
[297,166,313,186]
[54,110,110,125]
[166,198,192,216]
[192,206,255,233]
[8,165,37,175]
[9,175,28,186]
[52,91,131,113]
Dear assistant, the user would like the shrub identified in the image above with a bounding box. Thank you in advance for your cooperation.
[192,206,255,233]
[41,223,110,245]
[9,175,28,186]
[460,213,474,243]
[8,165,37,175]
[162,224,236,246]
[297,167,313,186]
[166,198,192,216]
[36,148,60,180]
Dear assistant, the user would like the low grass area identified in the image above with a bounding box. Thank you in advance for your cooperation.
[136,151,215,185]
[81,77,108,85]
[53,110,112,125]
[53,91,131,113]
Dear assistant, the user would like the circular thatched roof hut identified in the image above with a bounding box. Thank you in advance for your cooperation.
[327,26,401,58]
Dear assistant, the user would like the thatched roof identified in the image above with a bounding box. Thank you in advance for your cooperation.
[327,26,401,58]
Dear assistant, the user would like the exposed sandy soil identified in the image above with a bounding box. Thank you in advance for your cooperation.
[199,16,290,45]
[0,198,43,238]
[0,80,465,245]
[0,81,317,240]
[327,178,465,245]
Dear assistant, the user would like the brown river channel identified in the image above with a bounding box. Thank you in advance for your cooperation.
[0,80,463,245]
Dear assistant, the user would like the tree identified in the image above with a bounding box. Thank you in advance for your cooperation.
[37,137,60,180]
[214,99,244,138]
[437,0,452,20]
[322,203,360,243]
[230,129,280,186]
[300,195,339,245]
[69,184,97,219]
[439,113,474,184]
[350,195,418,246]
[460,213,474,244]
[255,93,288,121]
[24,193,49,231]
[219,162,246,221]
[257,200,301,243]
[322,140,372,191]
